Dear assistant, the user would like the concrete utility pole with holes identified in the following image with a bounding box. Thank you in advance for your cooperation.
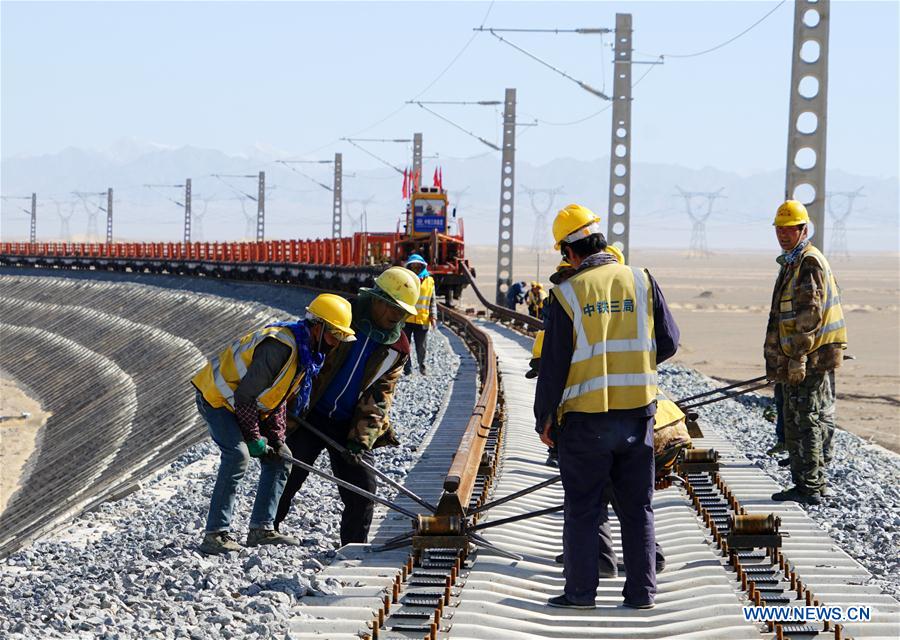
[332,154,343,258]
[30,193,36,244]
[495,88,516,306]
[785,0,830,250]
[183,179,192,244]
[256,172,265,243]
[607,13,633,262]
[105,188,113,244]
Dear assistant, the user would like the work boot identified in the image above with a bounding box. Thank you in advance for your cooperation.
[545,448,559,468]
[246,528,301,547]
[419,364,427,376]
[771,486,821,505]
[777,457,791,467]
[199,531,242,555]
[547,595,595,609]
[766,442,786,456]
[819,485,833,498]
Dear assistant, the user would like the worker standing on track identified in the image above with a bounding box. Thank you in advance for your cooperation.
[402,254,437,376]
[535,204,680,610]
[765,200,847,505]
[192,294,356,555]
[506,280,527,310]
[274,267,418,545]
[526,281,546,318]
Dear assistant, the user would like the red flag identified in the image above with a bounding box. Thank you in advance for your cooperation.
[438,167,443,189]
[402,168,408,199]
[433,167,439,187]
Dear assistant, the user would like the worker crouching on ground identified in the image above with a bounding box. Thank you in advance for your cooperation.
[402,254,437,376]
[192,294,356,555]
[526,281,546,318]
[765,200,847,505]
[506,280,527,310]
[535,204,679,610]
[274,267,418,545]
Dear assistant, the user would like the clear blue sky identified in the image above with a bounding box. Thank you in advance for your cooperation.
[2,1,898,178]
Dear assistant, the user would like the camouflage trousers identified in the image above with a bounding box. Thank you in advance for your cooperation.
[783,371,836,495]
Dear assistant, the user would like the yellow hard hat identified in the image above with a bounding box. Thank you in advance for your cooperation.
[555,259,572,271]
[306,293,356,342]
[531,330,545,359]
[604,244,625,264]
[773,200,810,227]
[654,396,686,430]
[373,266,421,315]
[552,204,602,250]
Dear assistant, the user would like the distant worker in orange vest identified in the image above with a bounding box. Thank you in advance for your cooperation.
[403,254,437,375]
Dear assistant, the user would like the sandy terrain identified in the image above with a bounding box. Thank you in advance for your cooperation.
[464,246,900,452]
[0,375,51,514]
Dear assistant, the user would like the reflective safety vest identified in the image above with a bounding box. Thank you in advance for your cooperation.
[192,326,304,413]
[778,244,847,357]
[552,263,657,415]
[407,275,435,325]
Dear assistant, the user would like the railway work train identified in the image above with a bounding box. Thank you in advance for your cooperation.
[0,184,471,304]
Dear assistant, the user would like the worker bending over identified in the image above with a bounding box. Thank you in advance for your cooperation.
[192,294,356,555]
[275,267,418,545]
[402,254,437,375]
[765,201,847,505]
[535,204,679,610]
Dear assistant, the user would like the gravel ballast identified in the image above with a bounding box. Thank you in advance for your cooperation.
[660,364,900,600]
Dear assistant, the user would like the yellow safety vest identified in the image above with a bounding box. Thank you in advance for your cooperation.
[192,326,304,414]
[552,263,657,415]
[407,275,435,325]
[778,245,847,357]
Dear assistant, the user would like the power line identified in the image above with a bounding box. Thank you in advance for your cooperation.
[637,1,786,60]
[342,139,405,174]
[275,161,334,192]
[295,1,495,159]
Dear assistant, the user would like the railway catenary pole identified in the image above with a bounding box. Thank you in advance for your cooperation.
[332,153,342,260]
[495,87,516,306]
[785,0,830,250]
[607,13,633,262]
[256,172,265,242]
[105,188,113,244]
[183,179,192,244]
[29,193,36,244]
[412,132,423,188]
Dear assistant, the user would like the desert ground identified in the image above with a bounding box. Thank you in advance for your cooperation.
[0,375,50,514]
[464,246,900,453]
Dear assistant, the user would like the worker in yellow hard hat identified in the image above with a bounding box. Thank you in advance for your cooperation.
[276,267,418,544]
[537,203,680,610]
[192,293,354,555]
[765,200,846,506]
[526,281,546,318]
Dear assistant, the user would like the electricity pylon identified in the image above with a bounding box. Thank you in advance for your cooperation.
[675,186,725,258]
[825,187,864,260]
[521,185,564,250]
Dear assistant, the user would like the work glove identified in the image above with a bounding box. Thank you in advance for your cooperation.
[342,440,366,465]
[263,441,292,463]
[787,357,807,386]
[247,436,273,458]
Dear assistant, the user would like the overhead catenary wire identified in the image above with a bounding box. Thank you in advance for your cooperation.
[274,162,333,193]
[637,0,787,59]
[412,102,501,151]
[295,1,495,159]
[341,139,405,175]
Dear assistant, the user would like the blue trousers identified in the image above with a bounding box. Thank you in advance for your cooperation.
[196,392,291,532]
[558,414,656,606]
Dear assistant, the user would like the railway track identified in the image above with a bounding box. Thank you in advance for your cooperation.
[1,259,897,639]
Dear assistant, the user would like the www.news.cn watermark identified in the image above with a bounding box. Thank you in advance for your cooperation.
[743,605,872,623]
